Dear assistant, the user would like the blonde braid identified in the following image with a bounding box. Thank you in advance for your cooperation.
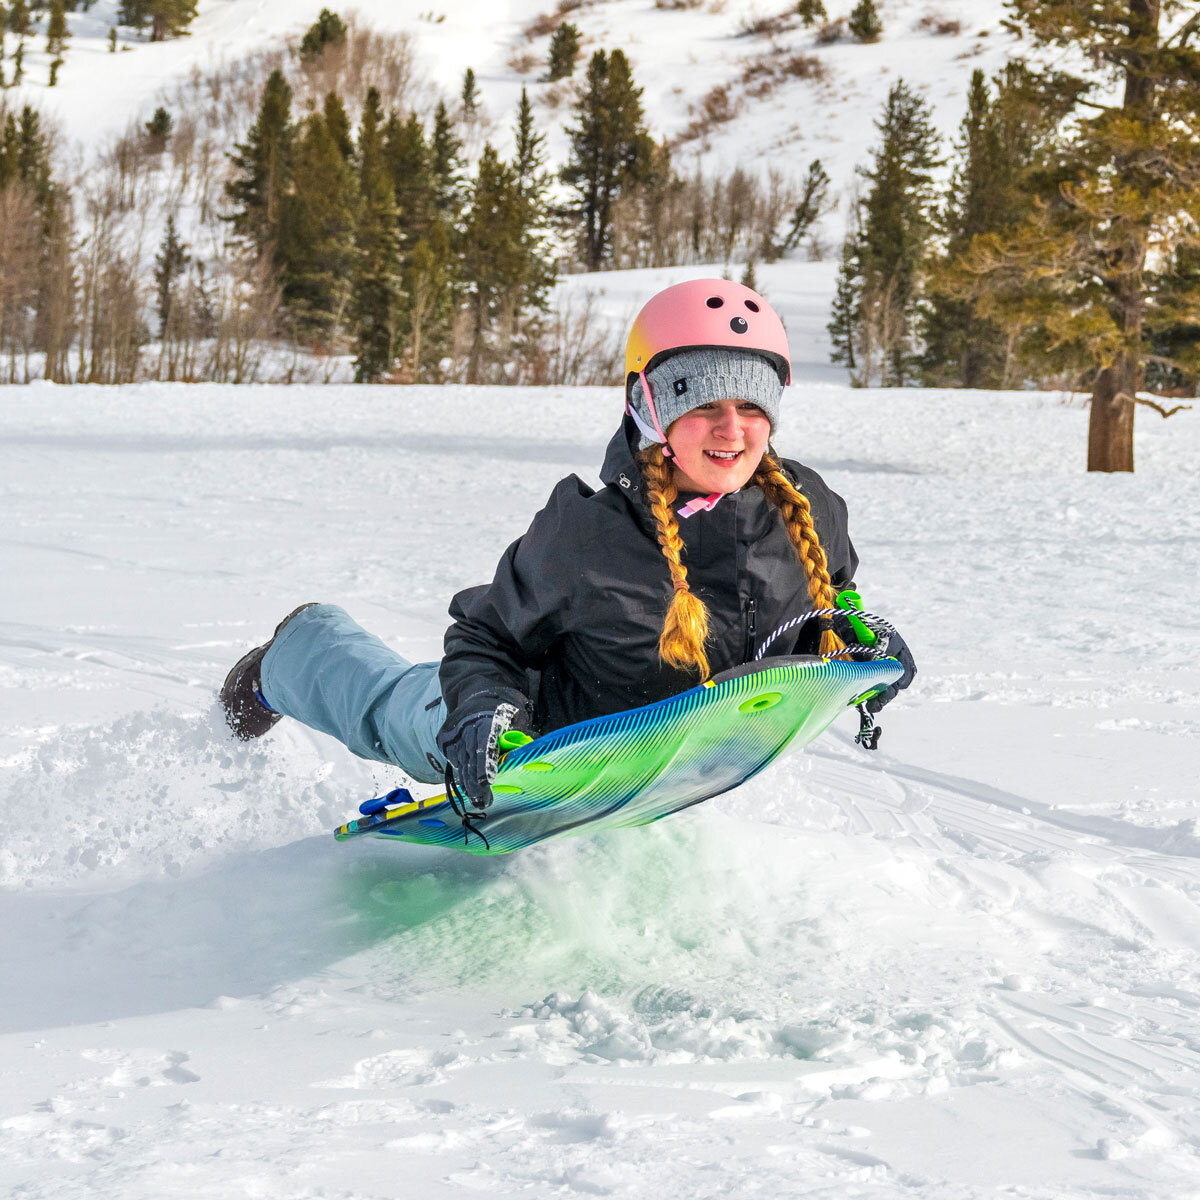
[638,446,711,678]
[753,453,847,656]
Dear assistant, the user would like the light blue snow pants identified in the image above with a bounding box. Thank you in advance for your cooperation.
[259,604,448,783]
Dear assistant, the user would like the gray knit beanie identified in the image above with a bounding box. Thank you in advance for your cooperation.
[627,348,784,450]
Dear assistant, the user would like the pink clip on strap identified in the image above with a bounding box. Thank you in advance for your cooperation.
[677,492,724,519]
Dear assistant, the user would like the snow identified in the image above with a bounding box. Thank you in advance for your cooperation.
[3,366,1200,1197]
[4,1,1200,1194]
[15,0,1018,239]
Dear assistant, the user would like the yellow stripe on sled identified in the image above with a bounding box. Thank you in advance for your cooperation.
[334,790,447,839]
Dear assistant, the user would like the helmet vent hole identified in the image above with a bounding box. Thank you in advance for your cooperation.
[730,316,748,334]
[745,300,760,312]
[705,296,724,309]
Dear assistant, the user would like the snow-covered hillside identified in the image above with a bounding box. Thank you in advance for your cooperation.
[18,0,1015,215]
[2,376,1199,1197]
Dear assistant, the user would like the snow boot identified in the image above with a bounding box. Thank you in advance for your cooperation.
[220,603,319,740]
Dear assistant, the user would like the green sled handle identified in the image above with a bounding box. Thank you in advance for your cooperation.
[835,589,879,648]
[498,729,534,754]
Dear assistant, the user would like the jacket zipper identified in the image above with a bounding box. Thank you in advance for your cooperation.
[743,597,757,663]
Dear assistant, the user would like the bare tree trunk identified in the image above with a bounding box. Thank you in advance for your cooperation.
[1087,0,1157,473]
[1087,360,1137,472]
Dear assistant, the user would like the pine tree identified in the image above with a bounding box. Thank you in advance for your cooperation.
[921,71,1008,387]
[278,108,358,342]
[119,0,198,41]
[299,8,346,60]
[1146,244,1200,394]
[797,0,826,27]
[505,87,557,361]
[0,105,74,383]
[512,87,556,307]
[546,21,580,81]
[561,48,655,270]
[430,99,464,212]
[383,110,434,249]
[149,0,198,41]
[323,91,353,160]
[919,66,1064,388]
[381,109,455,378]
[828,204,862,373]
[956,0,1200,472]
[45,0,66,57]
[8,0,27,36]
[154,213,188,339]
[460,67,479,121]
[351,87,401,382]
[779,159,830,255]
[460,143,524,382]
[225,68,295,255]
[16,105,51,205]
[854,79,940,384]
[0,106,50,197]
[11,36,21,84]
[848,0,882,43]
[144,105,172,150]
[513,88,549,203]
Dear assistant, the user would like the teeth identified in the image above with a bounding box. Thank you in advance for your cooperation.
[707,451,740,459]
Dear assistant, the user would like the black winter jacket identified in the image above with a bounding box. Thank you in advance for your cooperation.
[439,418,858,736]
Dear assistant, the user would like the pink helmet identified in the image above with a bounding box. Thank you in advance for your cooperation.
[626,279,790,384]
[624,279,791,445]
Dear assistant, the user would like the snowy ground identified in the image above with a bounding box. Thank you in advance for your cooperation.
[2,375,1200,1198]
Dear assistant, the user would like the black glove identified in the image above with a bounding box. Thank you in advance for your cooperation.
[865,628,917,714]
[436,700,531,810]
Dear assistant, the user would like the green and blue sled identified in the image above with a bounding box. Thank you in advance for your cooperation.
[333,653,902,856]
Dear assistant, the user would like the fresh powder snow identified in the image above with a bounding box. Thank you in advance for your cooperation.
[2,359,1199,1196]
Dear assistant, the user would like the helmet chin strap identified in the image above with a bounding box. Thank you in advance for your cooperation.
[626,369,673,457]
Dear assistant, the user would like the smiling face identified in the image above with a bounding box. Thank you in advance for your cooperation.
[666,399,772,494]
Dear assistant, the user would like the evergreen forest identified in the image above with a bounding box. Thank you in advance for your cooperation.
[830,0,1200,471]
[0,10,818,386]
[0,1,1198,474]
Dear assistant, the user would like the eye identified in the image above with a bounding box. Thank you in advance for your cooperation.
[738,402,765,414]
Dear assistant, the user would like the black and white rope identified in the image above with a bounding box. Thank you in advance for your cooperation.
[752,608,899,662]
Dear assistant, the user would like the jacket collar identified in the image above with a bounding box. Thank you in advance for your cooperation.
[599,418,781,544]
[599,418,659,535]
[599,416,645,495]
